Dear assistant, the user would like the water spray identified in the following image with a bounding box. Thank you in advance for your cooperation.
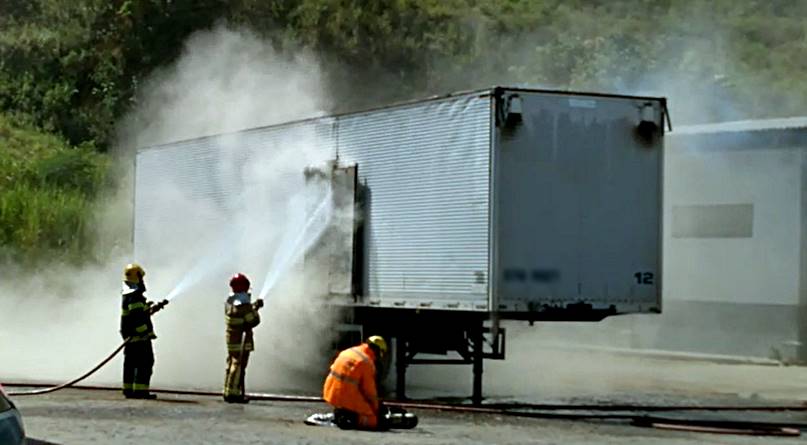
[6,221,244,397]
[257,186,334,301]
[162,224,243,302]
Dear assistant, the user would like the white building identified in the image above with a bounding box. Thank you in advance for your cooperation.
[659,118,807,361]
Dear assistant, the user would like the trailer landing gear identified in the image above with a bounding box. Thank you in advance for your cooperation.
[392,321,505,405]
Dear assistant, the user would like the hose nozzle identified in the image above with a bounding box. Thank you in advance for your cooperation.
[149,299,169,314]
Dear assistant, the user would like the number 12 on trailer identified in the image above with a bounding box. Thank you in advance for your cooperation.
[634,272,655,285]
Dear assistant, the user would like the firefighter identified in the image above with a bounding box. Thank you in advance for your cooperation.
[120,263,167,399]
[223,273,263,404]
[323,336,388,430]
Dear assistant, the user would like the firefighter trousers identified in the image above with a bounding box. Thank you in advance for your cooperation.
[123,340,154,396]
[223,350,250,399]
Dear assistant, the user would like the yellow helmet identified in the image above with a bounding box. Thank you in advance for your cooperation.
[123,263,145,284]
[366,335,388,356]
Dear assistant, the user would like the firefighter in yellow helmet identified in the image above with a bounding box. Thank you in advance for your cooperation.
[323,335,388,429]
[120,263,167,399]
[223,273,263,403]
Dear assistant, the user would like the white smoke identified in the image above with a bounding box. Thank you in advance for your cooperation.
[0,25,341,392]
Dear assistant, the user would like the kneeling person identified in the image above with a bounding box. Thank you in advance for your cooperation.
[323,336,387,430]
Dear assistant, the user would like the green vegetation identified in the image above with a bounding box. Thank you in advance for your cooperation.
[0,114,108,264]
[1,0,806,263]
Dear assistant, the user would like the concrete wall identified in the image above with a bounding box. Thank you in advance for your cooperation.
[664,146,801,305]
[800,149,807,360]
[651,130,807,361]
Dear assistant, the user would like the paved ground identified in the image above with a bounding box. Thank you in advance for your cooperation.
[10,333,807,444]
[12,388,807,445]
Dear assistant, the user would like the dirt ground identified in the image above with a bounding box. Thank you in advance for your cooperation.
[12,388,807,445]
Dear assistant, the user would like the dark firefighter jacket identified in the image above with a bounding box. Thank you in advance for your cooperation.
[225,293,261,352]
[120,282,156,342]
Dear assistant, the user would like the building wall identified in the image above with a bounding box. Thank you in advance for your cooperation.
[664,146,802,306]
[800,149,807,360]
[653,135,806,360]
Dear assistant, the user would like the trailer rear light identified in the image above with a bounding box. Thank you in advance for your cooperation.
[505,95,522,126]
[637,102,660,144]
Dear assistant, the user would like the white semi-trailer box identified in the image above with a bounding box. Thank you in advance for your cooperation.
[134,86,668,401]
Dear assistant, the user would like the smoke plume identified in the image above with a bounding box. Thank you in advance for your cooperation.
[1,25,340,392]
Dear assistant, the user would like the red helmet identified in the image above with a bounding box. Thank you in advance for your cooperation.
[229,273,251,293]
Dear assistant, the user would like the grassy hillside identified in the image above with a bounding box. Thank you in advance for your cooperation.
[0,114,108,264]
[3,1,807,149]
[1,0,806,264]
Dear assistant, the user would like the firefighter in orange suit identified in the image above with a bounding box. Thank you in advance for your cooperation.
[120,263,167,399]
[323,336,388,430]
[223,273,263,403]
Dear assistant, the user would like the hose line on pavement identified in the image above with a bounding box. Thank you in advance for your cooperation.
[7,339,130,397]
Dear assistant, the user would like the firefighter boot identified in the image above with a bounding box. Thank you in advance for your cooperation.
[224,395,249,404]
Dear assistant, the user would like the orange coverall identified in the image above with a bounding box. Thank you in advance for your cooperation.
[322,343,380,428]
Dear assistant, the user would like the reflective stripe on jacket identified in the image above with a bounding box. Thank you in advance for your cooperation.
[322,343,379,427]
[225,294,260,352]
[120,284,156,342]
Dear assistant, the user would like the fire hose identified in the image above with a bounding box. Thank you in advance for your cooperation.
[7,339,130,397]
[3,298,805,436]
[4,383,805,437]
[7,299,168,397]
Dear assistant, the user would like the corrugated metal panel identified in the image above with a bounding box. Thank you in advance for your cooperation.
[134,138,230,265]
[337,94,492,308]
[134,120,336,268]
[134,95,491,310]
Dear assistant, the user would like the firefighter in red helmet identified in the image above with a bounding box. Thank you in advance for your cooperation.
[223,273,263,403]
